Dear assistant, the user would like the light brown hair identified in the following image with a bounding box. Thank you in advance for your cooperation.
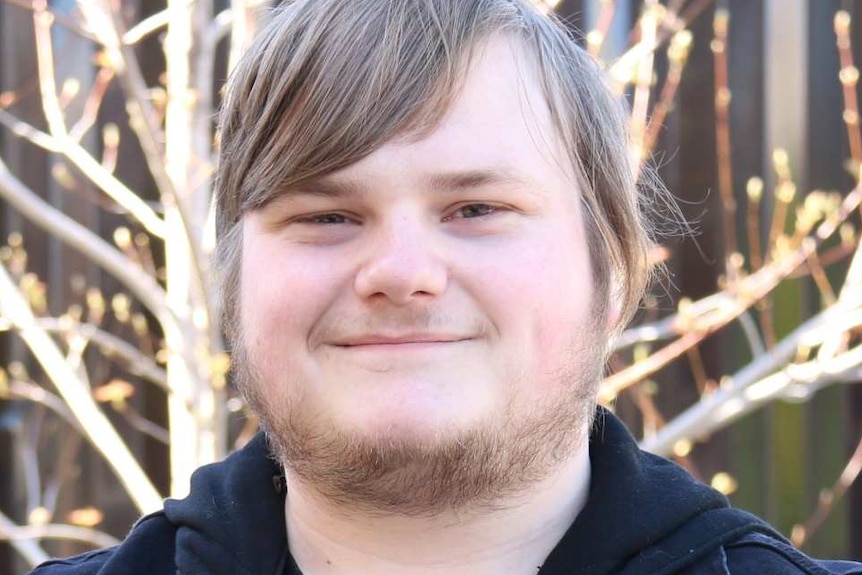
[215,0,660,339]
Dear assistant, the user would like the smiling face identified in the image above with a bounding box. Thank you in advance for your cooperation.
[236,37,607,513]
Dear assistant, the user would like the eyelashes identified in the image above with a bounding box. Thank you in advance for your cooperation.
[292,203,508,226]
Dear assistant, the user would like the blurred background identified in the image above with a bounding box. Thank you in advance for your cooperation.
[1,0,861,573]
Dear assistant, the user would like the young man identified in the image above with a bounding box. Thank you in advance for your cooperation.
[31,0,862,573]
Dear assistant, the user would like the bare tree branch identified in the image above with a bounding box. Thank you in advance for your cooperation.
[0,510,49,568]
[792,428,862,547]
[0,513,120,549]
[604,180,862,397]
[0,156,183,353]
[32,5,166,238]
[0,109,59,152]
[640,304,862,456]
[0,317,167,389]
[0,261,163,513]
[77,0,217,327]
[6,379,83,433]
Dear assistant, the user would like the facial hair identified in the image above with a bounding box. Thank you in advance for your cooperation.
[232,313,606,517]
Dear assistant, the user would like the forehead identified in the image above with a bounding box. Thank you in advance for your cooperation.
[302,35,573,196]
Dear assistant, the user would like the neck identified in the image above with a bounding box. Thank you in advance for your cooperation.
[284,445,590,575]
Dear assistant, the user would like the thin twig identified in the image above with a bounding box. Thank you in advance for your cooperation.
[746,178,764,270]
[112,402,170,444]
[586,0,615,59]
[712,8,738,258]
[629,0,659,171]
[643,30,691,156]
[792,428,862,547]
[69,67,114,142]
[805,248,837,306]
[835,11,862,168]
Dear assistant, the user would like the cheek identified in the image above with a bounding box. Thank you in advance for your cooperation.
[239,240,337,349]
[459,227,594,383]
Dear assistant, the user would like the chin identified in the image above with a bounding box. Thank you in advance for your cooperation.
[334,395,494,445]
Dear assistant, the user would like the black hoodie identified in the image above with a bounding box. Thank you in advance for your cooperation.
[30,409,862,575]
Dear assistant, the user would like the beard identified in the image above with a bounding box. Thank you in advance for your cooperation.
[232,315,606,517]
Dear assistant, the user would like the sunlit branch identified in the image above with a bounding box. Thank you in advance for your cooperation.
[643,30,691,156]
[0,157,185,366]
[712,8,737,258]
[605,178,862,396]
[640,302,862,456]
[817,232,862,363]
[0,0,94,40]
[834,11,862,168]
[5,379,83,432]
[78,0,217,328]
[69,67,114,143]
[0,261,162,513]
[0,510,49,568]
[0,516,120,549]
[746,177,764,270]
[32,5,166,238]
[628,1,659,171]
[0,317,167,388]
[738,310,766,358]
[0,109,60,152]
[121,7,171,45]
[586,0,615,59]
[610,0,714,86]
[76,0,174,198]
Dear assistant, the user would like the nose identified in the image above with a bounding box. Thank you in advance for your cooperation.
[353,215,448,305]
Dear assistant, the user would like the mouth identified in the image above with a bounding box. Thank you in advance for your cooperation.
[331,334,473,349]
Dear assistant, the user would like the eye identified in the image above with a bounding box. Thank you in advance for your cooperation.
[445,203,501,221]
[294,213,355,225]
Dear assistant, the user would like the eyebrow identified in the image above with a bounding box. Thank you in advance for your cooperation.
[424,168,530,194]
[279,168,536,200]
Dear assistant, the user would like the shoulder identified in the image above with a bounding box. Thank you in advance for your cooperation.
[723,532,862,575]
[682,532,862,575]
[28,512,177,575]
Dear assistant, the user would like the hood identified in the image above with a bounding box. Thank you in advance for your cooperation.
[164,433,288,575]
[162,409,782,575]
[539,408,784,575]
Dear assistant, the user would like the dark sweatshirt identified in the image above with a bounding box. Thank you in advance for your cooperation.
[29,409,862,574]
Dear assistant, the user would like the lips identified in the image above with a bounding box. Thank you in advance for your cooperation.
[333,334,471,347]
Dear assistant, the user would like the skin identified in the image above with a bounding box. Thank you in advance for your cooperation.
[237,36,609,574]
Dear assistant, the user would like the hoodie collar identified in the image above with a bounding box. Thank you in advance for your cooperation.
[163,409,775,575]
[539,408,776,575]
[164,433,287,575]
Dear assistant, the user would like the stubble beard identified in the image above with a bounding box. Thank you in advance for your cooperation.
[233,321,606,517]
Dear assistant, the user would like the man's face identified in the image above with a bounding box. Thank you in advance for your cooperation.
[237,37,607,512]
